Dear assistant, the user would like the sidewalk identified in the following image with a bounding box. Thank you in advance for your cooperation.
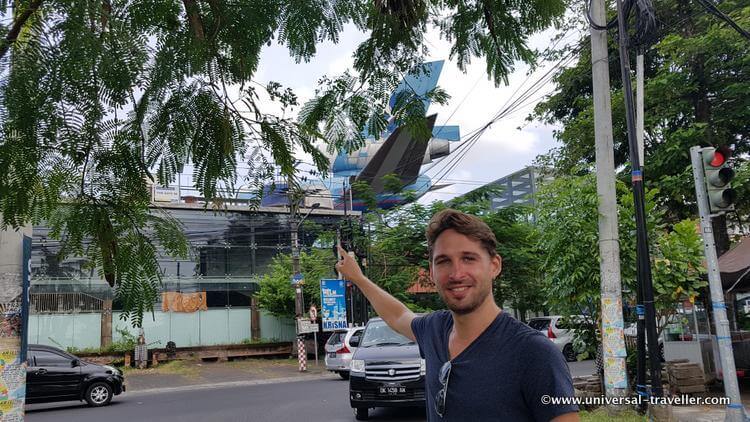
[122,357,335,393]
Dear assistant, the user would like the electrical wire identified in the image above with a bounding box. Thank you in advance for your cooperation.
[694,0,750,41]
[587,0,625,30]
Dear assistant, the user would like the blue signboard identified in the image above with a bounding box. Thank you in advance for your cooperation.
[320,279,348,332]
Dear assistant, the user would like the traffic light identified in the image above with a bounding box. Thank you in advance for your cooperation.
[701,146,737,213]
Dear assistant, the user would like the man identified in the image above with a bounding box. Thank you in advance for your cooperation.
[336,209,579,421]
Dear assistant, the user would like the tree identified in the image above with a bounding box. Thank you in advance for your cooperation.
[0,0,565,324]
[535,175,706,358]
[483,206,544,321]
[367,201,437,311]
[256,249,336,318]
[531,0,749,250]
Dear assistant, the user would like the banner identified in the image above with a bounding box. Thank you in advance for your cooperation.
[320,279,347,331]
[161,292,207,312]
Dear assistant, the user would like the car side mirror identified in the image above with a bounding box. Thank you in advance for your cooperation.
[71,359,79,367]
[349,336,360,348]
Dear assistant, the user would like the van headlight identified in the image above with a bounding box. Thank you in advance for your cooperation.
[420,359,426,376]
[350,359,365,373]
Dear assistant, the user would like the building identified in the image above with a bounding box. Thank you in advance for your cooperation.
[486,166,548,211]
[28,201,358,351]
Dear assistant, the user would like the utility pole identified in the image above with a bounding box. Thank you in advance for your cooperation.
[614,0,663,400]
[0,221,32,422]
[288,176,306,372]
[589,0,629,399]
[690,147,745,422]
[288,175,321,372]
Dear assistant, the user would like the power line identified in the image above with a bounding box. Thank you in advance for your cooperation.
[694,0,750,41]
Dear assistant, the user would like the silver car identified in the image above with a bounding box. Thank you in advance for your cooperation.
[528,316,578,362]
[325,326,364,379]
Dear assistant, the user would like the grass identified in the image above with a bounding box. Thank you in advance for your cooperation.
[120,360,200,378]
[580,408,645,421]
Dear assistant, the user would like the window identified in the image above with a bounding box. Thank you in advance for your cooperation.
[556,318,570,329]
[33,350,72,367]
[528,318,551,331]
[326,332,345,346]
[360,320,414,348]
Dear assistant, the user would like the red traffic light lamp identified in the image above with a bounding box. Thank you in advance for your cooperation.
[701,145,737,213]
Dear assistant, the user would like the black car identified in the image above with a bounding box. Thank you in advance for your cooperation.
[26,344,125,407]
[348,318,425,420]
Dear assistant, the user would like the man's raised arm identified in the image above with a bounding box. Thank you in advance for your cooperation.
[335,245,416,341]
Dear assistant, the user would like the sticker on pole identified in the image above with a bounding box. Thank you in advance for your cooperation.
[291,273,304,286]
[320,279,348,331]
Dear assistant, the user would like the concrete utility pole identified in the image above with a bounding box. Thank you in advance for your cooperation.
[288,176,307,372]
[589,0,629,398]
[0,221,32,422]
[288,176,321,372]
[690,147,745,422]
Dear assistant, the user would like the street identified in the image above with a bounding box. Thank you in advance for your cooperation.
[26,360,594,422]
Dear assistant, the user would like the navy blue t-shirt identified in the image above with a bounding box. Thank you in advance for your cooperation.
[411,310,578,421]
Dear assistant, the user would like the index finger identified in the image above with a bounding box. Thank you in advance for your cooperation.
[337,245,347,254]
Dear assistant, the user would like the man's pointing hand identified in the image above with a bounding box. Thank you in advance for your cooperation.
[335,245,365,283]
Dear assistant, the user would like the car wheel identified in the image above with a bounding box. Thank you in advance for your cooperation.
[354,407,369,421]
[338,371,350,380]
[85,382,113,407]
[563,343,577,362]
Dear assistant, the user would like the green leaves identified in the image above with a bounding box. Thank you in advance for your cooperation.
[536,175,709,355]
[438,0,565,85]
[256,249,337,318]
[531,0,749,221]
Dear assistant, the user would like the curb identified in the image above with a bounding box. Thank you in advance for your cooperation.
[126,373,336,396]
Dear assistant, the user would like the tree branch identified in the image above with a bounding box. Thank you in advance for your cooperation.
[182,0,205,40]
[205,0,222,40]
[0,0,44,61]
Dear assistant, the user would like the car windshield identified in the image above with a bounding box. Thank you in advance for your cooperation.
[528,319,551,331]
[359,320,414,348]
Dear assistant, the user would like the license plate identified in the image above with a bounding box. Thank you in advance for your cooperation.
[327,353,337,358]
[379,386,406,395]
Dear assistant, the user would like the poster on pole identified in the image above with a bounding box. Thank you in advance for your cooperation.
[320,279,348,331]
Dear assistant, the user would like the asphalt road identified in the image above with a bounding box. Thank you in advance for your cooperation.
[25,360,594,422]
[25,377,424,422]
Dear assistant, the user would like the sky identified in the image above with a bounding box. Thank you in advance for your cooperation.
[234,22,580,205]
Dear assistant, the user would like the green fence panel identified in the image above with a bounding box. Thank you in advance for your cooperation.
[30,314,101,350]
[227,308,251,344]
[259,311,296,342]
[198,309,229,346]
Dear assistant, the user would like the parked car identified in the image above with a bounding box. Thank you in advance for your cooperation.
[26,344,125,407]
[325,326,365,379]
[348,317,425,421]
[528,315,580,362]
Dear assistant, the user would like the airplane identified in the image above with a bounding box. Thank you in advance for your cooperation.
[260,60,460,211]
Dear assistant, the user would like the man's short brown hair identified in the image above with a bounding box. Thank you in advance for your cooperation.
[426,209,498,259]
